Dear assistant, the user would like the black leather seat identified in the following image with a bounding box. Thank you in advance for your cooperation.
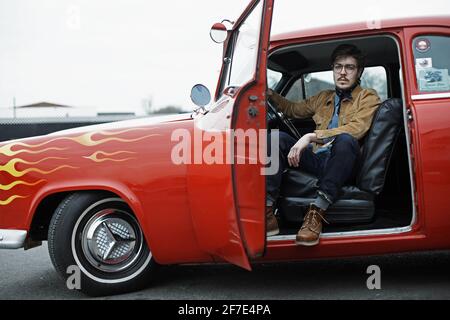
[278,98,404,224]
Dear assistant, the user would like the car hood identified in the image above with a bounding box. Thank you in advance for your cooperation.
[46,113,193,138]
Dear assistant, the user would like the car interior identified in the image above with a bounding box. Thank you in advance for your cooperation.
[266,35,414,236]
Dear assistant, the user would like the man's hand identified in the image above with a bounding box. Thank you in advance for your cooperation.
[288,133,316,167]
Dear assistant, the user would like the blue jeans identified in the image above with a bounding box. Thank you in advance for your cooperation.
[266,131,360,205]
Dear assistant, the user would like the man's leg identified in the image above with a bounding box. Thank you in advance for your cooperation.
[296,133,360,246]
[266,131,299,206]
[266,131,298,236]
[318,133,360,205]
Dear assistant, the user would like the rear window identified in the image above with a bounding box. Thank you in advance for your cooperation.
[285,66,388,102]
[413,35,450,93]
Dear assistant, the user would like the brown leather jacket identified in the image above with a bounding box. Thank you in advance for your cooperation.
[269,86,381,145]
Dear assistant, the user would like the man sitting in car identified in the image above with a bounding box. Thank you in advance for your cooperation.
[266,44,381,246]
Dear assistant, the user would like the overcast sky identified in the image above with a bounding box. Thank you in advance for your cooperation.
[1,0,449,116]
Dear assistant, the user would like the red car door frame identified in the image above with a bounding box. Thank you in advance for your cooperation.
[186,0,273,270]
[404,26,450,244]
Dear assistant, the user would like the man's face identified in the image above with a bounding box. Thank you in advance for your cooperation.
[332,56,362,90]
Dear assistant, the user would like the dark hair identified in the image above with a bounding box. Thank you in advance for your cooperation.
[331,44,365,69]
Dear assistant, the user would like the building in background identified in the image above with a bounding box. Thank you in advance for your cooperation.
[1,101,99,118]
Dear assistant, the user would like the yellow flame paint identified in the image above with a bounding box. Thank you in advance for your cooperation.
[0,179,46,191]
[0,127,159,156]
[96,128,159,136]
[83,151,136,163]
[0,145,67,157]
[0,157,68,177]
[0,128,158,207]
[0,195,28,206]
[69,132,160,147]
[0,160,77,177]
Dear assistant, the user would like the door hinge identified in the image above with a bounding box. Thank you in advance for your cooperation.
[406,108,413,121]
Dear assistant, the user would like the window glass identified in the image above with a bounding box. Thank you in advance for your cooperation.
[285,66,388,101]
[267,69,282,89]
[413,35,450,93]
[360,67,388,101]
[285,78,304,102]
[227,1,263,88]
[303,71,334,99]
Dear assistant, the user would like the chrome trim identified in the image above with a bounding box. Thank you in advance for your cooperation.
[390,39,418,229]
[401,68,418,227]
[322,226,412,237]
[268,226,413,242]
[411,92,450,100]
[72,198,152,284]
[81,209,142,273]
[0,229,27,249]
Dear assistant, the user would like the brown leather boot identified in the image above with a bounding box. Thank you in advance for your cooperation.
[266,206,279,236]
[296,204,329,246]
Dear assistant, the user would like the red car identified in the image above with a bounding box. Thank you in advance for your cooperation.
[1,0,449,296]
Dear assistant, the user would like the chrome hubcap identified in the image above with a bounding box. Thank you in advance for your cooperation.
[81,209,143,273]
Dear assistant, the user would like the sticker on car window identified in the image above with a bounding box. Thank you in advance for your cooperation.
[417,68,450,92]
[416,58,432,69]
[415,38,431,52]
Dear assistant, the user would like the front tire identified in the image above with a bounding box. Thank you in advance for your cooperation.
[48,192,158,296]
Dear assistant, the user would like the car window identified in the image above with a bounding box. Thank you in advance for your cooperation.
[267,69,282,89]
[413,35,450,93]
[285,77,304,102]
[227,1,264,88]
[285,66,388,102]
[360,67,388,101]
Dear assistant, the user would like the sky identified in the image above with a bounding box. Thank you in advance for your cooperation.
[0,0,449,117]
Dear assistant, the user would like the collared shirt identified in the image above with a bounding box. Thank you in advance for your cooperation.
[315,94,342,154]
[329,93,343,130]
[269,85,381,152]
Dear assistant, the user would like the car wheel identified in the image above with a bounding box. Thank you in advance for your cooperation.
[48,191,158,296]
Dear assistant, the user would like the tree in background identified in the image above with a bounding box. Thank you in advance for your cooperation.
[151,106,184,114]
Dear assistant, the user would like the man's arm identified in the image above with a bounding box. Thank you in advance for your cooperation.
[287,132,323,167]
[268,89,317,119]
[314,89,381,140]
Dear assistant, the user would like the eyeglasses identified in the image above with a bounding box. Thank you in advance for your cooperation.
[332,63,358,73]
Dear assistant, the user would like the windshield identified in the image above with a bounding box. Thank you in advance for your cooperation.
[223,1,264,90]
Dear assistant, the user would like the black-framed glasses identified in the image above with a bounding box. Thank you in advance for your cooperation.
[332,63,358,73]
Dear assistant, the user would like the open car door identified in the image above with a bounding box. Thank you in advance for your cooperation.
[187,0,274,270]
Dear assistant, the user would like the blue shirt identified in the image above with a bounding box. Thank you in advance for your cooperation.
[314,94,342,155]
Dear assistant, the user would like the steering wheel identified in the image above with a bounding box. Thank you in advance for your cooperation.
[267,99,302,140]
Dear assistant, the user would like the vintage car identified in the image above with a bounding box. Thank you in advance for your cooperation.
[0,0,449,296]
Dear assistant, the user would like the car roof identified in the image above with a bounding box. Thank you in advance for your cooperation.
[270,16,450,43]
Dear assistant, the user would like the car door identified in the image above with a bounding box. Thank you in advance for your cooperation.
[404,26,450,239]
[186,0,274,270]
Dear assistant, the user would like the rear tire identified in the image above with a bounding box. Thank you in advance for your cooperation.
[48,192,158,296]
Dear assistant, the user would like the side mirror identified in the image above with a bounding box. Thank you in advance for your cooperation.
[210,22,228,44]
[190,84,211,108]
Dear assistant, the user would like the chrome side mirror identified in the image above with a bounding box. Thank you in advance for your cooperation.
[210,22,228,44]
[190,84,211,111]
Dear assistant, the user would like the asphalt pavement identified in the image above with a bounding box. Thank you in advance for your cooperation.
[1,243,450,300]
